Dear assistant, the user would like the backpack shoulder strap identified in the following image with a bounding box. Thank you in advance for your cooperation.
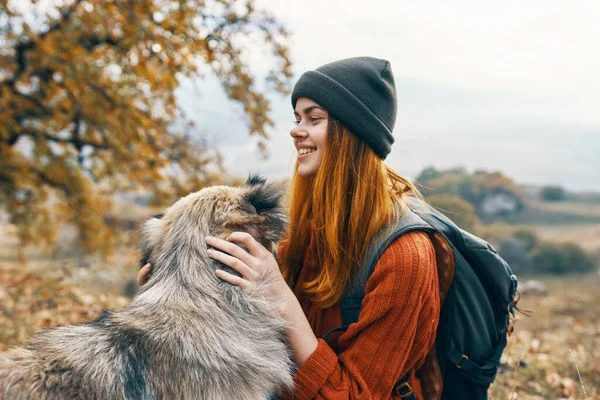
[340,200,434,327]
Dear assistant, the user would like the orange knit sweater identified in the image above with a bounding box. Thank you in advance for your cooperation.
[279,230,440,400]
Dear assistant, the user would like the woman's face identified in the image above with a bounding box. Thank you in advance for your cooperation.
[291,97,329,177]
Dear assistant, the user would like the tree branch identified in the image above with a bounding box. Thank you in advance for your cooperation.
[2,127,109,150]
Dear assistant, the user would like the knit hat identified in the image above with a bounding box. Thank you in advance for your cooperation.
[291,56,397,159]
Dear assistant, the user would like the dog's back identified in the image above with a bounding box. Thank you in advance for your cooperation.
[0,318,129,399]
[1,283,292,400]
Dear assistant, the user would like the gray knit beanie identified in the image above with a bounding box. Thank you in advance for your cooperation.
[291,56,397,159]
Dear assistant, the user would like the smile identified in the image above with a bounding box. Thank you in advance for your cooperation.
[298,148,316,155]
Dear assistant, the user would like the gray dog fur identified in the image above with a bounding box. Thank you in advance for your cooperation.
[0,175,294,400]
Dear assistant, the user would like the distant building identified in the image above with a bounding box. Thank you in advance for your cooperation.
[478,190,523,217]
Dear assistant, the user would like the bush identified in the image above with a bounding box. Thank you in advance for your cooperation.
[561,243,597,273]
[540,185,566,202]
[531,242,595,275]
[512,229,539,252]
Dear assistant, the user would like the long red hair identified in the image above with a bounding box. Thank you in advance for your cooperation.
[279,120,420,308]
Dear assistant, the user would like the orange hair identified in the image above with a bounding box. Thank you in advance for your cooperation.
[279,121,420,308]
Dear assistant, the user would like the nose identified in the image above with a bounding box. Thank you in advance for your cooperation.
[290,124,308,139]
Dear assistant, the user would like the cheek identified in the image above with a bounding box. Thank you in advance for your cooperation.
[314,125,328,149]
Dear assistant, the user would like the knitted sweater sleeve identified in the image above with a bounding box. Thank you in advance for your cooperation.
[289,231,440,400]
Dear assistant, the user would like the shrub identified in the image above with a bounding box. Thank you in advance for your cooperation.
[532,242,595,275]
[561,243,597,273]
[512,229,539,252]
[540,185,567,202]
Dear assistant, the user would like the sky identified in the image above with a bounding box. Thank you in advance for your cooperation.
[176,0,600,192]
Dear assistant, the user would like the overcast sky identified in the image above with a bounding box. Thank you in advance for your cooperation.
[177,0,600,191]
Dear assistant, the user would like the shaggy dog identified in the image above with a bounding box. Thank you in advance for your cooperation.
[0,175,293,400]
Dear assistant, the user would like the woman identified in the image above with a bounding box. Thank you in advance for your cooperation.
[140,57,440,399]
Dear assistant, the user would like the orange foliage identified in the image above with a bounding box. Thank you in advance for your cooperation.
[0,0,292,254]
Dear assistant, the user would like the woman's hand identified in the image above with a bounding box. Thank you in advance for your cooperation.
[205,232,291,300]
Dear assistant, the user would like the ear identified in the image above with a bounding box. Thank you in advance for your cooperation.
[246,173,267,187]
[242,178,287,242]
[243,176,283,215]
[139,214,164,268]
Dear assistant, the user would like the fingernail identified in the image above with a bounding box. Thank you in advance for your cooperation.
[205,236,213,242]
[207,249,213,255]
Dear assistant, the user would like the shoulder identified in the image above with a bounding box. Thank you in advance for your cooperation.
[365,231,437,293]
[380,230,436,269]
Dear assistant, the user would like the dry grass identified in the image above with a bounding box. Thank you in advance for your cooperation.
[490,275,600,399]
[523,224,600,252]
[531,200,600,218]
[0,223,140,349]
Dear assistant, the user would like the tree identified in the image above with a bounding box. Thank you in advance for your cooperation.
[540,185,566,202]
[0,0,292,255]
[415,166,440,185]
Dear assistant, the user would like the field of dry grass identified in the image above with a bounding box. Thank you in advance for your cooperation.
[490,275,599,399]
[523,224,600,253]
[531,200,600,218]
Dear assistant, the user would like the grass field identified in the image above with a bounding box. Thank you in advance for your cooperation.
[490,275,599,399]
[523,223,600,252]
[486,196,600,227]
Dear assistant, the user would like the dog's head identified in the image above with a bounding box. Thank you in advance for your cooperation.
[139,175,286,278]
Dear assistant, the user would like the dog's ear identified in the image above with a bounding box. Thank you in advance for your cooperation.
[245,173,267,187]
[242,176,286,243]
[243,174,282,215]
[140,214,164,268]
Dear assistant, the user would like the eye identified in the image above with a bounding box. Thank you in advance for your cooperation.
[310,116,323,123]
[293,120,300,126]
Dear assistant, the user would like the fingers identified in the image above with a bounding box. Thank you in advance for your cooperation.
[215,269,251,288]
[207,248,259,281]
[205,235,255,266]
[223,232,265,257]
[137,263,152,286]
[206,232,272,289]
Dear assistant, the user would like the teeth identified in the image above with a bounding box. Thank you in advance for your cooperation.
[298,148,316,155]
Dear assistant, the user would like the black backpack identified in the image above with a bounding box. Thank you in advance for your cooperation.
[325,196,518,399]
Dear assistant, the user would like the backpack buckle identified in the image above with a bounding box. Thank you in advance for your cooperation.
[394,381,413,398]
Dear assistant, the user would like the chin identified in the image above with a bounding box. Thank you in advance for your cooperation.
[297,165,318,177]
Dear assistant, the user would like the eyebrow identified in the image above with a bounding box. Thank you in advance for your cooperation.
[294,105,326,116]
